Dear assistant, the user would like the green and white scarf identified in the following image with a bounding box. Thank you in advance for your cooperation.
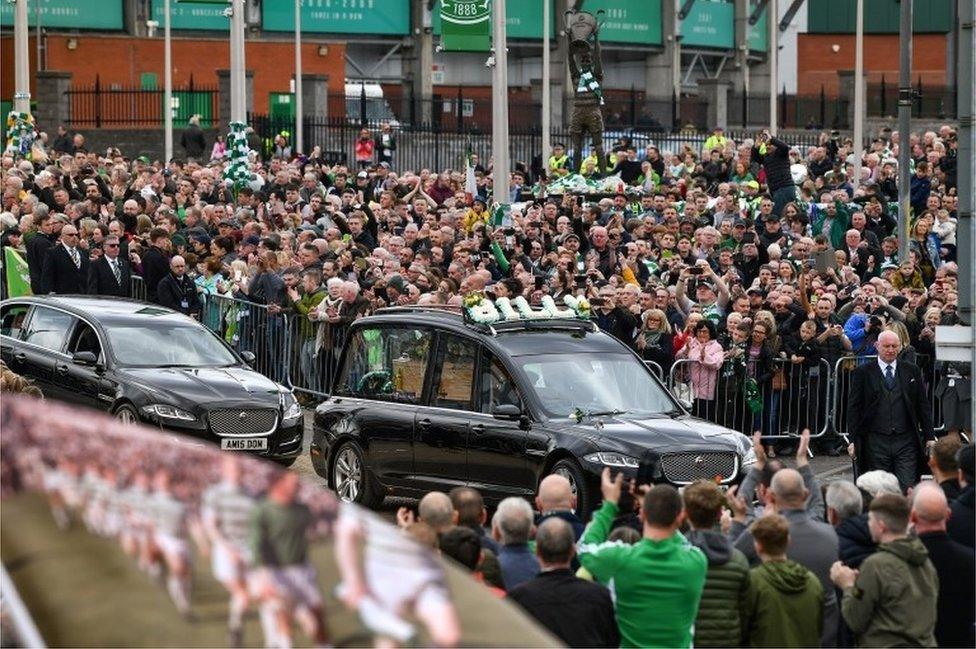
[577,70,604,106]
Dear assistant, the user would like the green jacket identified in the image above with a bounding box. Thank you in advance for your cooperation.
[840,536,938,648]
[685,529,752,648]
[742,559,824,648]
[809,199,852,251]
[291,286,327,339]
[578,501,707,648]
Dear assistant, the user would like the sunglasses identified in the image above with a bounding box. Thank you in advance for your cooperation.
[104,243,120,248]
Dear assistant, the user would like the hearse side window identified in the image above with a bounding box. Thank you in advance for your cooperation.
[479,352,521,414]
[337,327,431,404]
[430,334,476,411]
[0,304,30,339]
[21,307,75,353]
[67,321,103,362]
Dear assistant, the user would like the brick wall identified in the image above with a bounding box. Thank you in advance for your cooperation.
[1,35,345,114]
[796,33,947,95]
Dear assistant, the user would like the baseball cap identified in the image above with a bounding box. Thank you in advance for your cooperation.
[378,161,391,169]
[242,235,261,246]
[564,233,580,242]
[357,171,369,179]
[744,180,760,191]
[387,274,406,293]
[733,219,747,228]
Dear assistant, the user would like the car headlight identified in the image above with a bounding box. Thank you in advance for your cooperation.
[742,446,757,467]
[281,392,302,423]
[142,404,196,421]
[584,452,639,468]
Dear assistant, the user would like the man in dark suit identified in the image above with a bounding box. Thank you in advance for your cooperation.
[25,213,56,293]
[848,330,935,491]
[140,227,172,304]
[40,224,89,295]
[508,518,619,648]
[157,255,201,317]
[911,482,975,648]
[87,236,132,297]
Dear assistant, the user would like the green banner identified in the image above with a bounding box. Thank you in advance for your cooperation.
[440,0,491,51]
[578,0,662,45]
[433,0,549,40]
[4,248,32,298]
[0,0,123,30]
[262,0,409,35]
[151,0,228,31]
[747,0,767,52]
[680,0,734,49]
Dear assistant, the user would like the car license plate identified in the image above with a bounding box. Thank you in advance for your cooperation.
[221,437,268,451]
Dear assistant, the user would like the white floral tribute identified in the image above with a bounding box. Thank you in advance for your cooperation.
[462,292,591,324]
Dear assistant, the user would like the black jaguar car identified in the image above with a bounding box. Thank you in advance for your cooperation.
[310,306,756,513]
[0,296,303,464]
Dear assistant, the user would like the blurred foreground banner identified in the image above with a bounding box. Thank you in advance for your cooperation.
[0,395,555,648]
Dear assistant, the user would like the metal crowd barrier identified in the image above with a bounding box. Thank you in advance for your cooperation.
[200,293,290,385]
[643,360,664,381]
[284,310,343,400]
[669,357,832,439]
[129,275,146,301]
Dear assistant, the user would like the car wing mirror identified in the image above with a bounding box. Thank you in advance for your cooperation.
[491,404,522,420]
[72,351,98,366]
[240,351,256,366]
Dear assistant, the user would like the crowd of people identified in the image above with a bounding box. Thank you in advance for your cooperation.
[2,119,969,451]
[389,428,975,648]
[1,114,972,645]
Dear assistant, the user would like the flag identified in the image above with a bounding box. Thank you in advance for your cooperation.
[4,247,32,297]
[464,146,477,205]
[440,0,491,52]
[490,203,511,228]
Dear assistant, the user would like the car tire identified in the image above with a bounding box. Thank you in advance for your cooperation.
[114,404,140,426]
[329,441,382,509]
[548,458,593,517]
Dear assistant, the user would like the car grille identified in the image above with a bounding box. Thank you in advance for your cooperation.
[660,451,738,484]
[208,408,278,436]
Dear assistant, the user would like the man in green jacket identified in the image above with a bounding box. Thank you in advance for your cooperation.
[741,515,824,647]
[830,493,938,648]
[683,480,752,648]
[288,269,327,392]
[578,469,707,648]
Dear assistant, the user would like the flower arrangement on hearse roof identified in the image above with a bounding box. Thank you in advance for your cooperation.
[462,293,591,325]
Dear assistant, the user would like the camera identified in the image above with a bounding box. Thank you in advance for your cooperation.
[574,273,587,284]
[590,297,606,307]
[534,276,544,290]
[689,267,703,275]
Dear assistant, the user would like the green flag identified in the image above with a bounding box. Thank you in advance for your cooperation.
[490,203,512,228]
[440,0,491,52]
[4,247,32,297]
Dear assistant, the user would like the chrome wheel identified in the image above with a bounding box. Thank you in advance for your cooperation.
[333,446,362,502]
[116,407,138,426]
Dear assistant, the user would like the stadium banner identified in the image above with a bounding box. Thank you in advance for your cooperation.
[440,0,492,52]
[747,0,768,52]
[576,0,662,45]
[681,0,735,49]
[150,0,228,31]
[0,0,123,30]
[262,0,410,35]
[4,248,31,298]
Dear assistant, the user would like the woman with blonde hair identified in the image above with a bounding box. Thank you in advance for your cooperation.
[636,308,674,375]
[886,320,917,365]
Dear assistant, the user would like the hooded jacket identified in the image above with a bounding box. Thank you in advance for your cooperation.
[685,529,752,648]
[836,513,876,569]
[742,559,824,648]
[840,536,938,648]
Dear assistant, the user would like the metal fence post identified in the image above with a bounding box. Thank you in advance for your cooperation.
[671,88,678,131]
[819,85,826,128]
[880,75,887,115]
[94,74,102,129]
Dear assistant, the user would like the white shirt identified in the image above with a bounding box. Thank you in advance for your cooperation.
[877,357,898,378]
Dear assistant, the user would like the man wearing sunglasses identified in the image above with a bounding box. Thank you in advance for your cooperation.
[87,236,132,297]
[40,224,90,295]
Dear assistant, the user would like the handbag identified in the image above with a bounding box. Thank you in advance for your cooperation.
[771,366,787,391]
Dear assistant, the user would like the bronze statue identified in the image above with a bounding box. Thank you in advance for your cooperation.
[566,10,606,176]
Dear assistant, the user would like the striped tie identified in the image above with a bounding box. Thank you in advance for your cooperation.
[70,247,80,269]
[112,260,121,284]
